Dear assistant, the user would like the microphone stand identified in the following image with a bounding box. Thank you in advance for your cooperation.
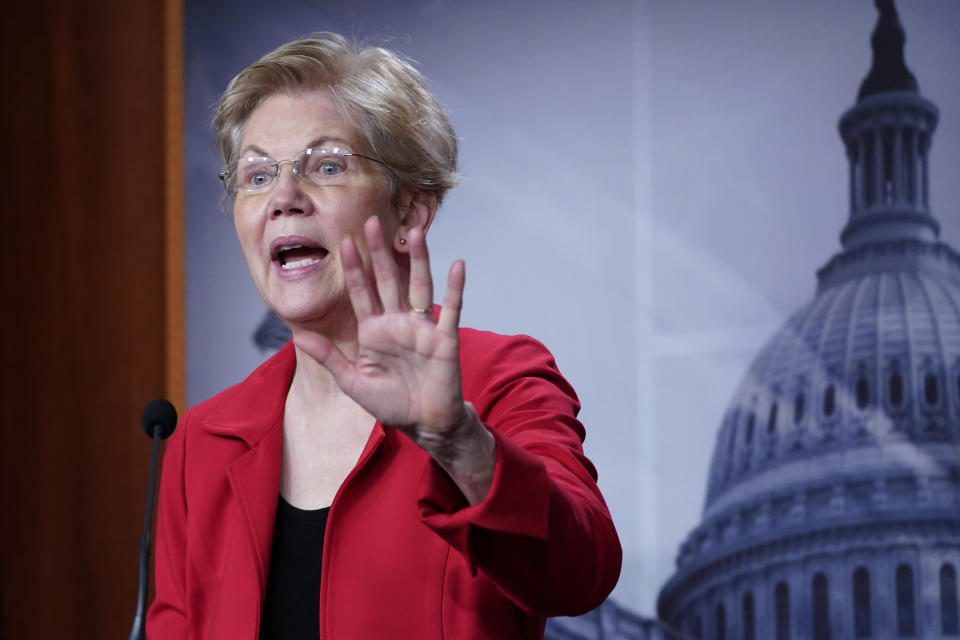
[128,423,165,640]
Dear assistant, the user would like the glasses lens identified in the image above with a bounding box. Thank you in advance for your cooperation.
[301,148,351,185]
[236,157,276,191]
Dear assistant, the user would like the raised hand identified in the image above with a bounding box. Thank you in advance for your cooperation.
[293,217,495,501]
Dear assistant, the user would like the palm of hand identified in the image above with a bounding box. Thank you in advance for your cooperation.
[348,311,464,434]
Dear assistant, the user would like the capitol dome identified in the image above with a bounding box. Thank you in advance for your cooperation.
[703,248,960,523]
[658,2,960,638]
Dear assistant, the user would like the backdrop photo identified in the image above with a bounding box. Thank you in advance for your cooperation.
[183,1,960,636]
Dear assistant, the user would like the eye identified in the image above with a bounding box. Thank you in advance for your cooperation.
[236,158,275,190]
[249,171,272,187]
[307,154,349,178]
[320,161,343,176]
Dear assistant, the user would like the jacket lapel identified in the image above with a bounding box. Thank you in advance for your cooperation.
[225,426,283,589]
[202,343,296,600]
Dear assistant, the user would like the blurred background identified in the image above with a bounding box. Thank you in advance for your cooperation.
[3,1,958,637]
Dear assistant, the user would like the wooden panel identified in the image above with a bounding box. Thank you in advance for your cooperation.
[0,0,183,637]
[165,0,186,414]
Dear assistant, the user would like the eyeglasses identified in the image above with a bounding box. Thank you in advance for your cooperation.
[218,146,392,194]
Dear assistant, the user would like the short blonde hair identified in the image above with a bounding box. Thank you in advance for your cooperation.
[214,32,458,205]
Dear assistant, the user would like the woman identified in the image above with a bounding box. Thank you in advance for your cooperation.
[148,32,621,639]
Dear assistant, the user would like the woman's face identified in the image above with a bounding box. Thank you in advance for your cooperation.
[233,90,400,330]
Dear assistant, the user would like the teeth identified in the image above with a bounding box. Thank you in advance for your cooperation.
[281,257,321,270]
[275,244,303,260]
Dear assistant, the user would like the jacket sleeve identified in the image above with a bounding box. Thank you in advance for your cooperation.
[145,408,190,638]
[416,332,622,617]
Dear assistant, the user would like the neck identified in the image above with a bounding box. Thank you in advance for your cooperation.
[283,260,412,403]
[287,300,358,406]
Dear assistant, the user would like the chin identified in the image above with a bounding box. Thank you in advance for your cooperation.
[269,294,349,331]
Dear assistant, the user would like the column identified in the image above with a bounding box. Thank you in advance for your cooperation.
[849,141,859,215]
[754,574,773,640]
[830,560,846,639]
[876,552,893,637]
[904,128,915,205]
[857,136,866,212]
[892,126,903,204]
[921,135,930,210]
[910,129,921,207]
[792,565,806,640]
[873,128,884,207]
[920,552,941,638]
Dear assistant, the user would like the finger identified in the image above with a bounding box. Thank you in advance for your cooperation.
[293,331,357,390]
[407,227,434,316]
[340,234,378,321]
[365,216,401,312]
[437,259,465,334]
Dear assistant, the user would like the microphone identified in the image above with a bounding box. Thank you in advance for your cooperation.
[129,398,178,640]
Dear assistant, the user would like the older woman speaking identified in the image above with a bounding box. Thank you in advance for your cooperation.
[147,32,621,639]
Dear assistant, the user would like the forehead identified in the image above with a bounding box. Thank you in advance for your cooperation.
[239,89,360,156]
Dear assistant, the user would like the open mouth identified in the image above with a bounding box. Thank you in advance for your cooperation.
[273,243,329,270]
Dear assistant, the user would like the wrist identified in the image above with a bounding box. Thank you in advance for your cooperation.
[420,403,497,504]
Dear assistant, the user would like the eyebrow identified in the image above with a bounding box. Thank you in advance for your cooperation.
[306,137,354,151]
[237,137,356,160]
[239,144,270,159]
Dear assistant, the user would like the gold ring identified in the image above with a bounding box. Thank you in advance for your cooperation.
[411,305,433,314]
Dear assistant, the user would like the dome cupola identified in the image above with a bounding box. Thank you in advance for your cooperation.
[838,0,940,252]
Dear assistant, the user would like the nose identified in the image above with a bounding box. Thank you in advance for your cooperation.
[269,162,311,217]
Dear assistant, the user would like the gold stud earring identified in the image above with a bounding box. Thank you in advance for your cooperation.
[399,238,407,246]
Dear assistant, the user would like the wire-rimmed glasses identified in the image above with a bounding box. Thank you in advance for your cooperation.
[218,146,391,194]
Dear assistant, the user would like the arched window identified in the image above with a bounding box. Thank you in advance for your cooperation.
[823,384,836,417]
[853,567,872,638]
[775,581,791,640]
[890,372,904,407]
[856,377,869,409]
[897,564,916,636]
[942,564,958,636]
[743,592,756,640]
[745,412,755,444]
[925,374,939,406]
[715,602,726,640]
[794,392,805,424]
[727,410,739,457]
[813,573,831,640]
[768,402,778,434]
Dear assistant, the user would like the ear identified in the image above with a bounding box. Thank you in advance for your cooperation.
[394,190,438,252]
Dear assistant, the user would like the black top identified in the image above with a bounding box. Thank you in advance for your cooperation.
[259,495,330,640]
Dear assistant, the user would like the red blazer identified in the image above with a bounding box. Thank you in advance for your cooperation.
[147,328,621,639]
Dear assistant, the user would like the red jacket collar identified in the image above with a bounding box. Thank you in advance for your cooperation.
[201,341,297,447]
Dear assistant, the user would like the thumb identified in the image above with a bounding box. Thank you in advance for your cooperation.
[293,331,354,384]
